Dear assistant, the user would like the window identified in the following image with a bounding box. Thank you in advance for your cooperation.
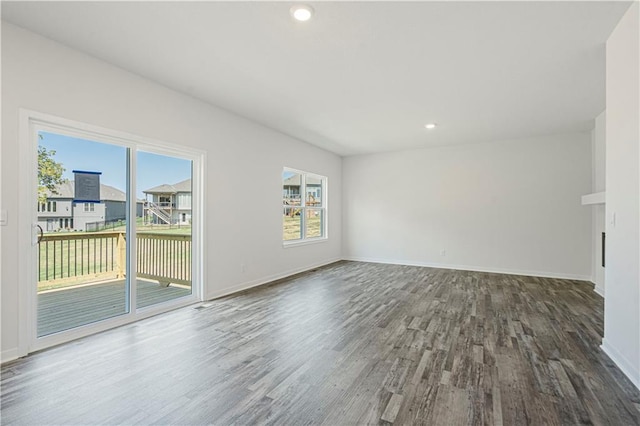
[52,201,57,212]
[177,193,191,209]
[84,202,95,212]
[283,168,326,242]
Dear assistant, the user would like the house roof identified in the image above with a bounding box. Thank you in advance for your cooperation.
[143,178,191,194]
[283,174,322,187]
[283,175,301,186]
[46,181,128,202]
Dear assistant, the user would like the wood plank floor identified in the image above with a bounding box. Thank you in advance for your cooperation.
[2,261,640,425]
[38,279,192,337]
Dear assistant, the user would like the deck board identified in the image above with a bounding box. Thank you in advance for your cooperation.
[38,279,191,336]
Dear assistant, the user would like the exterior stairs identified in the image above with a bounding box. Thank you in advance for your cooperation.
[147,201,171,224]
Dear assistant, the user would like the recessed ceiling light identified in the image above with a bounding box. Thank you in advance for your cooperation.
[290,5,314,22]
[425,123,437,129]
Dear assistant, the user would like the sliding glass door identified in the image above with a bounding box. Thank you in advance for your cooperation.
[36,131,130,337]
[29,117,201,348]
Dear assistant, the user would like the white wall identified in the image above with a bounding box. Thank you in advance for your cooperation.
[591,110,606,295]
[603,2,640,389]
[1,23,342,361]
[343,133,592,279]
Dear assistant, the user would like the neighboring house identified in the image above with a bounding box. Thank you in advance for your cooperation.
[143,178,192,225]
[37,181,142,232]
[283,174,322,203]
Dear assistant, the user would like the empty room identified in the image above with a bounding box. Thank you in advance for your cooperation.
[1,1,639,425]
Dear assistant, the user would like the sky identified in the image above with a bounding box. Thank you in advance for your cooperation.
[39,131,192,198]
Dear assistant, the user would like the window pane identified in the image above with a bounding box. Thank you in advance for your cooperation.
[283,207,302,240]
[306,176,323,207]
[283,171,302,206]
[137,151,193,309]
[36,131,128,337]
[305,209,324,239]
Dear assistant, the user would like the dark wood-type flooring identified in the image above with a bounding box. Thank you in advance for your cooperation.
[2,261,640,425]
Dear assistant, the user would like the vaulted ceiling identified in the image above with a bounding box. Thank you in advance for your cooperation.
[2,1,632,155]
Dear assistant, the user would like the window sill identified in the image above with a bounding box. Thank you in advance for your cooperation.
[283,237,328,248]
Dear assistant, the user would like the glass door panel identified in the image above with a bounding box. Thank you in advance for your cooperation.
[36,131,129,337]
[136,151,193,308]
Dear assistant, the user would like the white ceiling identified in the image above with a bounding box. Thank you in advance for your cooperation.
[1,1,632,156]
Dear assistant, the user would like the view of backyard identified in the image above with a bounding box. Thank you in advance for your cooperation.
[283,214,323,240]
[38,225,192,292]
[34,130,197,336]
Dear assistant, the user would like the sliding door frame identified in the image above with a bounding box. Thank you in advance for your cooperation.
[18,109,205,356]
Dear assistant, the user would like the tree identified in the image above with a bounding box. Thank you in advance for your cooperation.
[38,144,66,204]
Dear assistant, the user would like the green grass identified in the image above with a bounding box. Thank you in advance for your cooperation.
[46,217,191,236]
[110,218,192,235]
[283,214,323,240]
[136,225,191,235]
[38,236,120,290]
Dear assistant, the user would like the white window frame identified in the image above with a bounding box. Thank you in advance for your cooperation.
[17,109,206,357]
[83,202,95,212]
[282,167,328,247]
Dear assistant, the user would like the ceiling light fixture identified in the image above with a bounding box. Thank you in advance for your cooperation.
[425,123,437,129]
[290,5,314,22]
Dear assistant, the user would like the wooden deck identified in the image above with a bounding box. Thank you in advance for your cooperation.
[38,279,191,336]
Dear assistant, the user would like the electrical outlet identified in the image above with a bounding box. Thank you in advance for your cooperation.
[440,249,446,256]
[240,264,246,273]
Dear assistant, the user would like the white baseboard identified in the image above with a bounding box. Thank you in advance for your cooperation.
[601,339,640,390]
[1,347,19,364]
[594,284,605,298]
[204,257,342,300]
[343,256,592,281]
[587,275,605,298]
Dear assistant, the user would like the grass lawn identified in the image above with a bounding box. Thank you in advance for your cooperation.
[136,225,191,235]
[71,217,191,235]
[38,236,119,287]
[111,218,192,235]
[283,213,323,240]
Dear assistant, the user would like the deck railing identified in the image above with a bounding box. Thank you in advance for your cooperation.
[38,232,191,287]
[38,232,122,282]
[137,234,191,286]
